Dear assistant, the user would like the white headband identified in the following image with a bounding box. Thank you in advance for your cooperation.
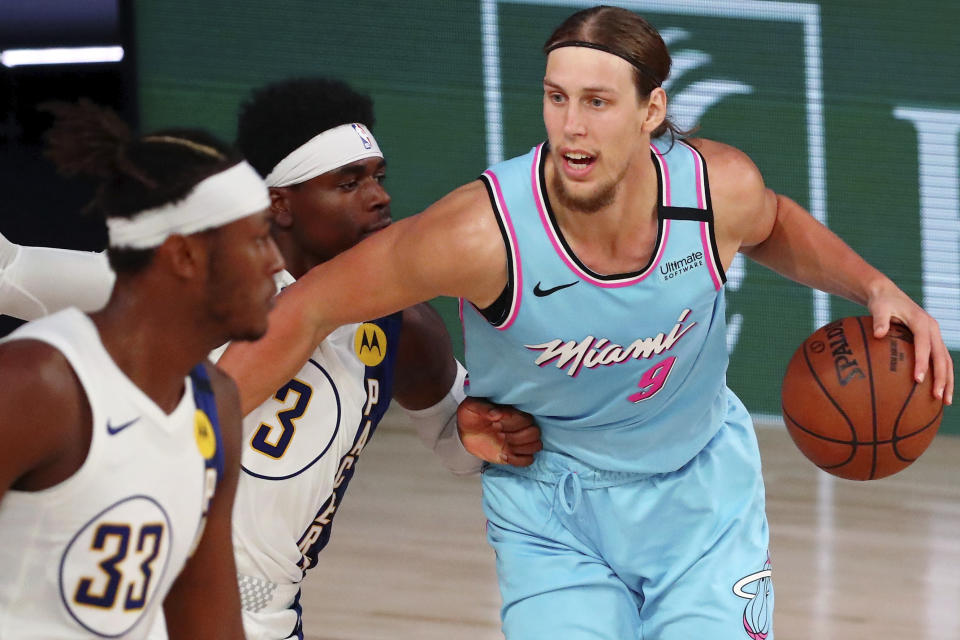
[264,122,383,188]
[106,161,270,249]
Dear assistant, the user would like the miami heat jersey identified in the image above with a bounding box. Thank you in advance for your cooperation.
[230,271,400,638]
[0,308,224,639]
[463,138,731,474]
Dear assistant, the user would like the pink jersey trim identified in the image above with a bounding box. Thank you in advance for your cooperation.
[682,141,723,291]
[533,144,666,288]
[681,140,706,209]
[481,169,523,330]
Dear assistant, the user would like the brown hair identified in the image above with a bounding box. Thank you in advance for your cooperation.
[544,5,684,139]
[41,99,241,273]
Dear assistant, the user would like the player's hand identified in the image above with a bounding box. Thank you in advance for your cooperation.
[868,282,954,405]
[457,397,542,466]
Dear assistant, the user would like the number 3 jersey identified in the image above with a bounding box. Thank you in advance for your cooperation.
[463,139,735,475]
[0,308,224,639]
[229,271,400,639]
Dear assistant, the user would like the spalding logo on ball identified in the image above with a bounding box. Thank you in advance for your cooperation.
[781,316,944,480]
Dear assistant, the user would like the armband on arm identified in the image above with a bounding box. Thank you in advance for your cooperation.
[401,360,483,476]
[0,234,114,321]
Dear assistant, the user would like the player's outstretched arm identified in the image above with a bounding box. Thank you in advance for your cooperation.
[0,230,114,320]
[219,181,508,414]
[700,138,953,405]
[162,365,244,639]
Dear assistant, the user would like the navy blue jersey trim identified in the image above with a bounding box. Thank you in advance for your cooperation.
[294,314,400,570]
[190,364,224,483]
[289,589,304,639]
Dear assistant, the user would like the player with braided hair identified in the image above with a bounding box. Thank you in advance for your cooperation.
[0,81,540,640]
[0,100,284,638]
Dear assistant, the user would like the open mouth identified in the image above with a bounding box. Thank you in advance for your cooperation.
[562,151,596,175]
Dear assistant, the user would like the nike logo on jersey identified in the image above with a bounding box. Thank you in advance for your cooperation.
[106,417,140,435]
[533,280,579,297]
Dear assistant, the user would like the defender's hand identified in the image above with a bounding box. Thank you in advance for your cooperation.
[457,397,542,466]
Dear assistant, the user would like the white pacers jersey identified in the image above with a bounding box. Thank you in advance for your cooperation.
[0,309,224,639]
[231,273,401,640]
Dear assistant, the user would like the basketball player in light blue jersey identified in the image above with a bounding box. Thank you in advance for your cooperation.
[223,5,954,636]
[40,9,954,640]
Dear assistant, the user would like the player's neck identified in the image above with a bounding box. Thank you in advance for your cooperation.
[546,153,659,274]
[271,233,313,280]
[91,287,218,413]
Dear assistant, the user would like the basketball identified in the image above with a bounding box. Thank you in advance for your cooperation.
[781,316,944,480]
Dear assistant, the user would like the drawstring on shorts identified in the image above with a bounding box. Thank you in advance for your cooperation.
[556,470,582,515]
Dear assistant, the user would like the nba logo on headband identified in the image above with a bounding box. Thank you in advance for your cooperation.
[351,123,372,150]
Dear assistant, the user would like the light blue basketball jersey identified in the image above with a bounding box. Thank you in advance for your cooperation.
[462,138,733,474]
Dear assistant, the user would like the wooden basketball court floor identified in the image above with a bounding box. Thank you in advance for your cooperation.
[304,410,960,640]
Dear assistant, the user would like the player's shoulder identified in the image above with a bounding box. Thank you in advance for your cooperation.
[0,338,84,410]
[427,180,491,218]
[0,339,88,471]
[686,137,767,207]
[417,179,503,260]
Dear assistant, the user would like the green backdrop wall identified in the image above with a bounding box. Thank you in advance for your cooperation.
[135,0,960,433]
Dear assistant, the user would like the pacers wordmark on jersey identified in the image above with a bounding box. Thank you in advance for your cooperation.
[230,294,400,638]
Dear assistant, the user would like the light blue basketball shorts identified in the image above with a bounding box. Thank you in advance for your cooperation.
[482,399,773,640]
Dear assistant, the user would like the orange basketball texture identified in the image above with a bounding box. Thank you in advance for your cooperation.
[780,316,943,480]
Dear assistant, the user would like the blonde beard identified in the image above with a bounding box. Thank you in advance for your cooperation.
[549,160,629,214]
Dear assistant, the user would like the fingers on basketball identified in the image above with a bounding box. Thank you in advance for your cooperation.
[781,316,944,480]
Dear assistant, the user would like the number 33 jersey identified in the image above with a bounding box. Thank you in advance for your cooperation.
[0,309,224,639]
[230,270,400,633]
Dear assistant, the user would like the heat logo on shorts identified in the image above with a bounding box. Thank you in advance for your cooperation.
[351,123,372,150]
[733,557,773,640]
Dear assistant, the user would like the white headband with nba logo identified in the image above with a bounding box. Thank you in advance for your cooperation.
[264,122,383,188]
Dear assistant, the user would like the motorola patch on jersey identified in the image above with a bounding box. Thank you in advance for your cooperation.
[354,323,387,367]
[194,410,217,460]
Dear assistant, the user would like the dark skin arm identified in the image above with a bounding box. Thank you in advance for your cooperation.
[163,363,244,640]
[394,303,542,466]
[0,340,91,498]
[392,303,458,410]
